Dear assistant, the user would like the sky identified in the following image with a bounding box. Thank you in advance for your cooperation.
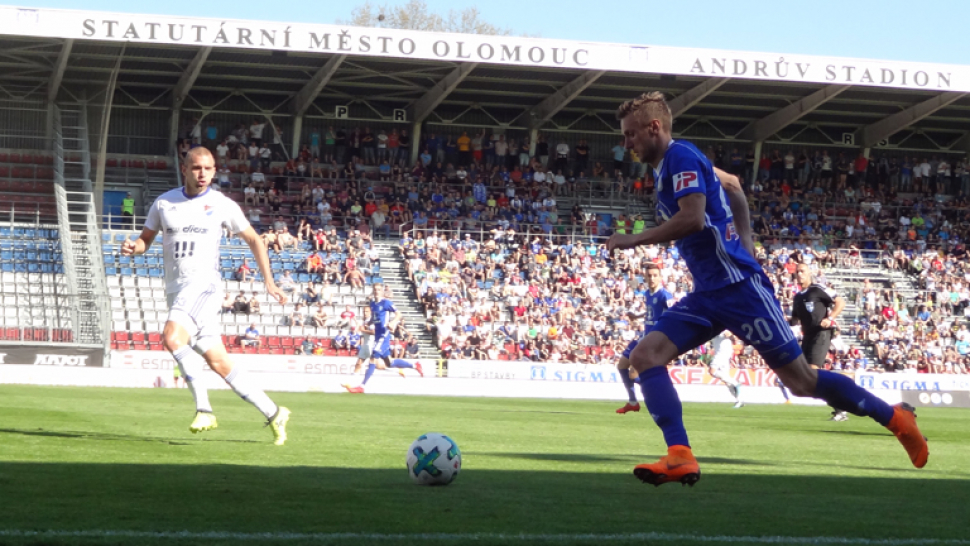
[11,0,970,65]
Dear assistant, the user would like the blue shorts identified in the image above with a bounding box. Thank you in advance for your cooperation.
[653,273,802,369]
[372,329,393,359]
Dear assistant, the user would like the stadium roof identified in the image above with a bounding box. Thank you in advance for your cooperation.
[1,5,969,154]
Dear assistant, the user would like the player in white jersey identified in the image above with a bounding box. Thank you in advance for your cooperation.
[707,332,743,408]
[121,147,291,445]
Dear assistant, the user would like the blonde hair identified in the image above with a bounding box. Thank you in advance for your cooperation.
[616,92,672,133]
[183,146,215,166]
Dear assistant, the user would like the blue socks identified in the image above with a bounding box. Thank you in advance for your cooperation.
[814,370,894,426]
[618,368,637,403]
[362,363,377,385]
[390,359,414,369]
[639,366,690,448]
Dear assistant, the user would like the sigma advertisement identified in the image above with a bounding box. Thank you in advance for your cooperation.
[447,360,782,387]
[857,372,970,409]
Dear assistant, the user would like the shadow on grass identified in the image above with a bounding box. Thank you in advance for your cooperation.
[0,428,259,445]
[475,452,772,466]
[0,461,964,546]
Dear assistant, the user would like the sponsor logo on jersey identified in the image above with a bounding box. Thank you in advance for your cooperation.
[673,171,699,192]
[165,225,210,234]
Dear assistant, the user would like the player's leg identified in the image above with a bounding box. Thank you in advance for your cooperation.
[201,340,290,445]
[629,301,716,486]
[775,377,792,403]
[615,339,640,413]
[733,274,927,468]
[189,287,289,445]
[804,333,847,421]
[389,357,424,377]
[710,363,742,407]
[163,291,216,432]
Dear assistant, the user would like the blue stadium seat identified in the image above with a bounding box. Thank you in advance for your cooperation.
[120,267,132,276]
[133,256,146,265]
[135,268,148,276]
[297,273,310,283]
[0,263,11,273]
[105,267,117,275]
[222,270,232,280]
[149,268,163,278]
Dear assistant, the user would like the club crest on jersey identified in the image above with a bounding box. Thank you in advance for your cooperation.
[673,171,699,192]
[804,302,815,313]
[204,204,214,216]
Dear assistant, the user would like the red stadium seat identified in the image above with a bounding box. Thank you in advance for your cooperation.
[266,336,280,348]
[148,332,161,343]
[131,332,145,343]
[8,153,20,163]
[281,337,293,347]
[149,343,164,352]
[132,343,147,351]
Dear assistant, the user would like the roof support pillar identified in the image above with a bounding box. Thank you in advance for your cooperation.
[168,47,211,155]
[45,39,74,150]
[738,84,850,142]
[668,77,728,117]
[515,70,606,129]
[858,91,969,148]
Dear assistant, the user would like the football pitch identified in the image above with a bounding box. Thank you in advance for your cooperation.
[0,385,967,546]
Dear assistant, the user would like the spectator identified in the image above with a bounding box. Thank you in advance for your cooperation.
[241,322,261,347]
[232,291,250,314]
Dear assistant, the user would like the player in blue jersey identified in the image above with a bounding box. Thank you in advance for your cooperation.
[616,263,671,414]
[608,92,928,486]
[342,284,423,393]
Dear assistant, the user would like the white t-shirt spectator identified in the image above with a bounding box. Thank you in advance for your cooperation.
[250,122,265,141]
[251,171,265,185]
[556,143,569,158]
[216,143,229,160]
[259,146,272,160]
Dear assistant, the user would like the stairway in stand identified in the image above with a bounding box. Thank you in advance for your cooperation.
[372,240,440,362]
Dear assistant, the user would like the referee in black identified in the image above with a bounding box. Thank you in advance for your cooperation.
[790,263,847,421]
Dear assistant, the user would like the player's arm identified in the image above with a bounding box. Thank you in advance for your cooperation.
[120,227,158,257]
[714,167,756,258]
[823,294,846,329]
[607,193,706,252]
[238,226,287,304]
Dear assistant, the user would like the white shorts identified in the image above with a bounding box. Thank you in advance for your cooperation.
[710,358,731,377]
[357,340,373,360]
[166,282,223,342]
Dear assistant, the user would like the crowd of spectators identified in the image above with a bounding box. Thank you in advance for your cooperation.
[178,117,970,374]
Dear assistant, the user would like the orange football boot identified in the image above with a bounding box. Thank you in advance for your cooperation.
[634,445,701,487]
[887,403,929,468]
[615,402,641,414]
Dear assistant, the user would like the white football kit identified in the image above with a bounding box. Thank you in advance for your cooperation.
[709,334,734,378]
[145,187,250,342]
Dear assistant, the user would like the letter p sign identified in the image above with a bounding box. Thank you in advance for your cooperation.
[335,105,349,119]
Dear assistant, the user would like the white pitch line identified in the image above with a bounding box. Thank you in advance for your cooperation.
[0,530,967,544]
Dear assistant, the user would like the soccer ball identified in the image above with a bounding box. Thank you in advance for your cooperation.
[406,432,461,485]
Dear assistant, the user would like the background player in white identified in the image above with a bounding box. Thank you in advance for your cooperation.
[707,332,743,408]
[122,147,291,445]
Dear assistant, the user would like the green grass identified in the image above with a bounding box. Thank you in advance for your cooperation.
[0,385,967,546]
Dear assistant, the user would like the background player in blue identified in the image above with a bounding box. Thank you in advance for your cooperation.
[343,284,423,393]
[608,92,928,486]
[616,263,671,414]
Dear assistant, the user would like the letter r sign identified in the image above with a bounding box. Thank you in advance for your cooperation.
[393,109,407,122]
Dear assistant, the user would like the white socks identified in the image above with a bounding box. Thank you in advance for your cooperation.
[172,346,213,413]
[224,368,279,420]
